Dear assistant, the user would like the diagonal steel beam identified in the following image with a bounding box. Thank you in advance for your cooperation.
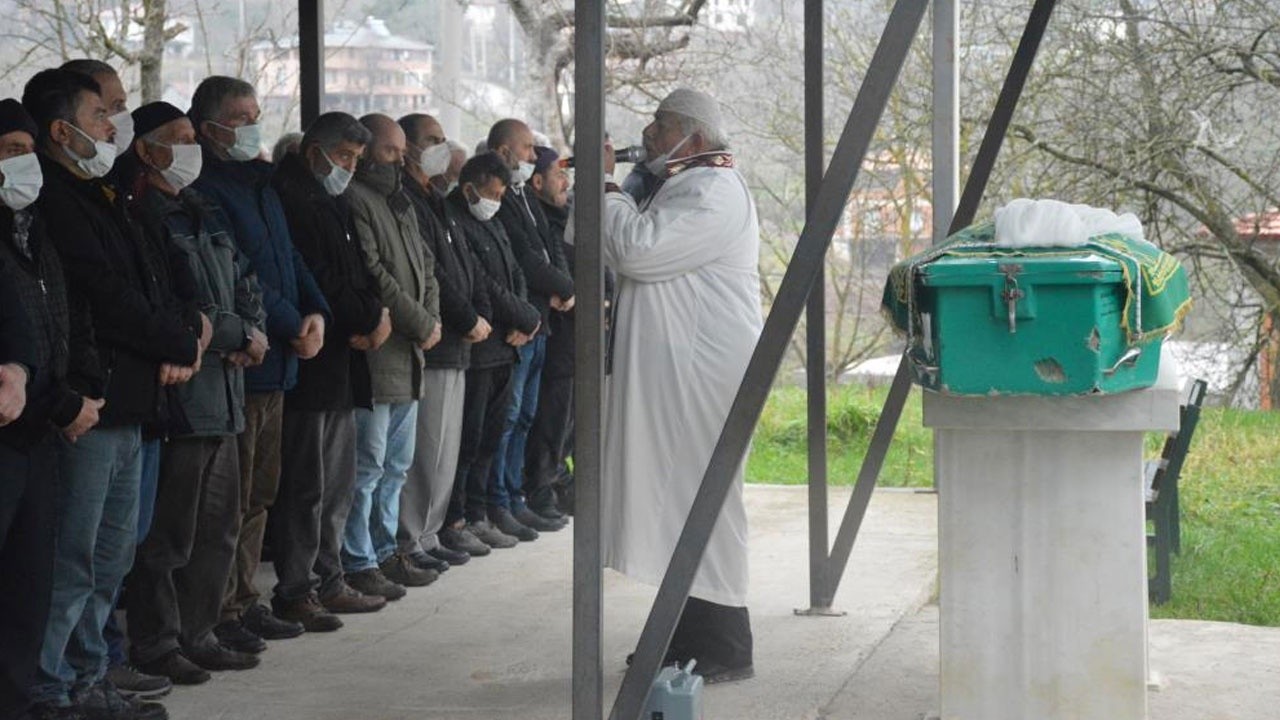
[571,0,606,717]
[821,0,1060,602]
[608,3,930,719]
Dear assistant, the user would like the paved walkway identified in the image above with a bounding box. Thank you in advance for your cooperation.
[159,485,1278,719]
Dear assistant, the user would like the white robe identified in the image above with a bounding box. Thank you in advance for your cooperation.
[601,161,763,608]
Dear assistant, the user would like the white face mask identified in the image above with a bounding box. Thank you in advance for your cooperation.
[515,160,535,185]
[320,149,353,197]
[418,142,451,178]
[150,142,203,192]
[109,110,134,156]
[446,180,459,195]
[0,152,43,210]
[63,122,117,179]
[645,132,693,176]
[210,121,261,162]
[466,187,501,222]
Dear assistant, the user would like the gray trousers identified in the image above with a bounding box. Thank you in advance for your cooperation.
[127,436,240,664]
[398,368,465,554]
[272,409,358,601]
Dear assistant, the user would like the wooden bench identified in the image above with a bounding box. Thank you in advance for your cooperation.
[1146,377,1208,605]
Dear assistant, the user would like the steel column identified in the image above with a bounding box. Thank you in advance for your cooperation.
[802,0,836,614]
[931,0,959,247]
[570,0,606,717]
[608,3,929,719]
[819,0,1060,600]
[298,0,324,129]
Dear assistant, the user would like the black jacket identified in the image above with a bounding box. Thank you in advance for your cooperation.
[37,154,200,429]
[0,206,102,449]
[271,152,381,412]
[404,173,490,370]
[130,185,266,436]
[495,183,573,335]
[447,188,540,370]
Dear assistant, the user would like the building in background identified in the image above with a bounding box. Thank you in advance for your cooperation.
[254,16,435,120]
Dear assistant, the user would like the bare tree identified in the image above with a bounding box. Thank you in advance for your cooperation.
[998,0,1280,405]
[505,0,710,143]
[7,0,186,101]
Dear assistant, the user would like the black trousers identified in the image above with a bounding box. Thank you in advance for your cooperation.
[126,436,240,664]
[523,367,572,511]
[0,438,57,720]
[448,365,514,525]
[669,597,754,670]
[272,409,357,602]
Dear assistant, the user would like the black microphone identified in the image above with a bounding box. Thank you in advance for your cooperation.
[561,146,647,168]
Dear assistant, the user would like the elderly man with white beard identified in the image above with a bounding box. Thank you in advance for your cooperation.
[601,87,762,684]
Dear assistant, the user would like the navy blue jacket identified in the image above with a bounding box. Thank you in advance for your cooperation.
[192,146,330,393]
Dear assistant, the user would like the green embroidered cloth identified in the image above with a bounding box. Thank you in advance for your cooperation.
[882,221,1192,347]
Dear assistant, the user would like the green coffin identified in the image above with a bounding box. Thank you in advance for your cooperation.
[912,253,1164,395]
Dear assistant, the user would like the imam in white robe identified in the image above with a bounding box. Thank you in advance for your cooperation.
[601,155,763,608]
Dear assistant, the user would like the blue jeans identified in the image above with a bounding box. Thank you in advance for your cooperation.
[105,438,161,666]
[490,334,546,513]
[32,426,142,705]
[343,402,418,572]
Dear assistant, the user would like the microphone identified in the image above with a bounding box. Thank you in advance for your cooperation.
[561,145,647,168]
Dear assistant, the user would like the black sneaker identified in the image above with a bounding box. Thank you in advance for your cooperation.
[514,506,567,532]
[345,568,407,601]
[441,525,492,556]
[407,550,449,573]
[184,643,260,672]
[242,603,304,640]
[75,679,169,720]
[104,663,171,699]
[135,649,210,686]
[490,507,539,542]
[427,544,470,566]
[213,619,267,654]
[379,553,439,587]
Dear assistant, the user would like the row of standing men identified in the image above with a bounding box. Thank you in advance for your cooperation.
[0,62,583,720]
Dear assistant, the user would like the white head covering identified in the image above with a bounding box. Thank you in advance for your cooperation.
[657,88,724,136]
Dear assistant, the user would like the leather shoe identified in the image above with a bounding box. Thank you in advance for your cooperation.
[213,620,267,654]
[427,544,470,566]
[135,650,210,686]
[185,643,260,672]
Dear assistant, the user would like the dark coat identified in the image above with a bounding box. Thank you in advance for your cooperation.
[447,188,540,370]
[192,146,330,393]
[271,153,381,412]
[403,173,490,371]
[130,184,266,436]
[495,183,574,335]
[0,206,102,449]
[37,154,199,428]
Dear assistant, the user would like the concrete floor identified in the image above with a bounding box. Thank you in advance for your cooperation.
[159,486,1278,719]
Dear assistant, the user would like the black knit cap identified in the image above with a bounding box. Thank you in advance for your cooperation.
[0,99,38,139]
[533,145,559,175]
[131,101,187,139]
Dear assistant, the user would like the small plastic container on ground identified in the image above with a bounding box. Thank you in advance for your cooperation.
[643,660,703,720]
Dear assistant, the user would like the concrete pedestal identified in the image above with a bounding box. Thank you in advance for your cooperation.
[923,353,1182,720]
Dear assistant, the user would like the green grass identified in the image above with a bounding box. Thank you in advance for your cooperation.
[746,384,1280,626]
[747,384,934,487]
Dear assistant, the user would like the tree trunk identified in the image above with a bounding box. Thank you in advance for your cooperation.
[139,0,166,103]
